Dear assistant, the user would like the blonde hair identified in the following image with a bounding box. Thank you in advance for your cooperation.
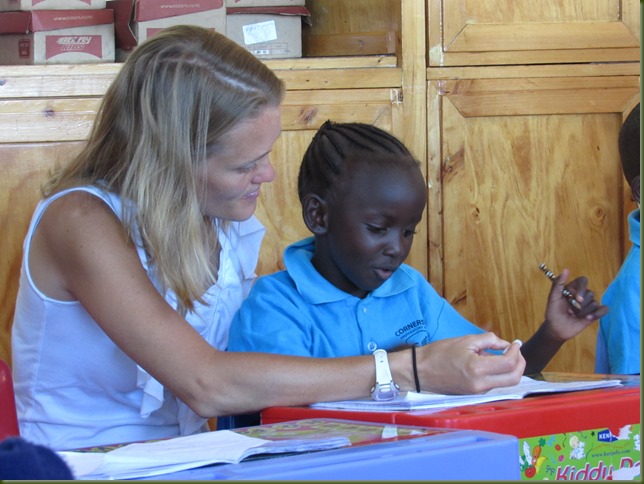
[42,25,285,314]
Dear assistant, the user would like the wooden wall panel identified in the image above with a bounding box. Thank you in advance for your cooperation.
[0,142,84,364]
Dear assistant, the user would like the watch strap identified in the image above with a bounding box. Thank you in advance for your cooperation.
[370,349,400,401]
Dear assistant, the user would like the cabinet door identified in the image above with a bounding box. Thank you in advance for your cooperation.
[427,65,639,372]
[429,0,640,66]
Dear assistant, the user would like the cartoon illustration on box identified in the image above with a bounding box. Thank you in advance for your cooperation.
[569,435,586,460]
[519,424,640,480]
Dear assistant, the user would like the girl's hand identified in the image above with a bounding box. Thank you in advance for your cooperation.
[544,268,609,342]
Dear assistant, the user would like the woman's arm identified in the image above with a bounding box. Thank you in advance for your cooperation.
[32,192,525,417]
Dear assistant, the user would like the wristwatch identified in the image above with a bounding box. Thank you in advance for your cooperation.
[370,349,400,401]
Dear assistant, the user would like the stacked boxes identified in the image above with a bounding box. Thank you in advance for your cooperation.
[225,0,309,59]
[0,0,115,64]
[0,0,106,9]
[225,0,306,6]
[0,0,311,64]
[108,0,226,60]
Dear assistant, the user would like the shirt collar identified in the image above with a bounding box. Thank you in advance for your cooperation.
[628,208,640,248]
[284,237,416,304]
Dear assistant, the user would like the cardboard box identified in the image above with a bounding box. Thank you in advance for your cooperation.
[108,0,225,57]
[226,6,309,59]
[0,0,105,10]
[225,0,304,6]
[0,9,115,64]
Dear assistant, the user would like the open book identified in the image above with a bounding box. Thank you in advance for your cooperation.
[310,376,623,412]
[58,430,350,480]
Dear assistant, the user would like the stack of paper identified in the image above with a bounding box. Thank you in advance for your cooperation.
[58,429,350,480]
[310,376,623,412]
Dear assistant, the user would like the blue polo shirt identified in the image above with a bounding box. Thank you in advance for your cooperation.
[595,209,641,374]
[227,237,483,357]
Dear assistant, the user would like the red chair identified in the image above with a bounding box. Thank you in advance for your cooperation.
[0,359,19,440]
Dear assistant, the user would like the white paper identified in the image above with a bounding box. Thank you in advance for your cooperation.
[310,376,623,412]
[242,20,278,45]
[58,429,350,480]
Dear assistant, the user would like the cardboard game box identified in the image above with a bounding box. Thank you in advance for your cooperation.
[108,0,226,59]
[0,0,106,10]
[262,376,642,481]
[226,5,309,59]
[0,8,114,64]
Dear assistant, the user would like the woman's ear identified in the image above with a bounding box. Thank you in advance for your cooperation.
[302,193,329,235]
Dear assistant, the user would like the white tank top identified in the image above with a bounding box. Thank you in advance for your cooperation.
[11,186,265,450]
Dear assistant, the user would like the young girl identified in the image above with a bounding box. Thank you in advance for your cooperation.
[228,121,608,374]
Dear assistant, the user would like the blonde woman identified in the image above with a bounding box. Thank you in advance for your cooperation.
[12,26,525,451]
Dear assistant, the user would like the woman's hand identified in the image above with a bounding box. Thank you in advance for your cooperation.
[412,332,525,395]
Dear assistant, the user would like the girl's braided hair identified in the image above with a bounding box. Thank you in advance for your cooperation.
[297,120,420,203]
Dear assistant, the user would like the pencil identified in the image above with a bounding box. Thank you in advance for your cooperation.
[539,263,582,310]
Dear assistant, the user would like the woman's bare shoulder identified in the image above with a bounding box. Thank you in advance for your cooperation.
[44,189,116,221]
[38,189,128,247]
[30,189,130,299]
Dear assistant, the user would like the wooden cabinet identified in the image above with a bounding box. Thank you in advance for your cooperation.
[0,1,639,375]
[427,64,640,373]
[302,0,401,58]
[0,70,414,363]
[0,0,427,365]
[425,0,640,373]
[429,0,640,66]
